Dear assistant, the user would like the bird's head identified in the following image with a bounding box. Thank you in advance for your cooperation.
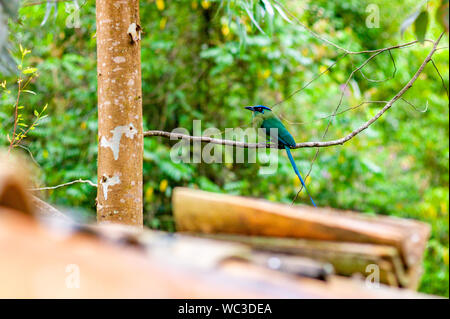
[244,105,272,114]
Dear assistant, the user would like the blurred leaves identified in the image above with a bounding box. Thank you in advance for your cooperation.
[414,11,429,43]
[0,0,20,73]
[401,0,448,42]
[0,0,19,17]
[0,0,80,73]
[400,9,422,38]
[436,0,449,32]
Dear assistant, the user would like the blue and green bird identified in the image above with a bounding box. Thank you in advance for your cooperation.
[245,105,316,207]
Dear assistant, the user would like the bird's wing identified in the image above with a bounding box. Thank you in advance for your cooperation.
[262,117,296,148]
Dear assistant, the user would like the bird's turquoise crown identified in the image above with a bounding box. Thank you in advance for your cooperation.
[245,105,272,113]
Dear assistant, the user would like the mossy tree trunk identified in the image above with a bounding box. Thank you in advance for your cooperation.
[96,0,143,226]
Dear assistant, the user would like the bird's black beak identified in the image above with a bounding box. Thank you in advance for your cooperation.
[245,106,255,111]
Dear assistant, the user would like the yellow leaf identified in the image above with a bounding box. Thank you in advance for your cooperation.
[440,201,448,215]
[160,17,167,30]
[426,204,437,218]
[443,249,449,266]
[305,175,311,185]
[221,24,230,36]
[145,186,154,202]
[43,149,49,159]
[159,179,168,192]
[23,67,37,74]
[293,176,300,187]
[156,0,165,11]
[257,69,271,80]
[80,122,87,130]
[191,1,198,9]
[201,0,210,9]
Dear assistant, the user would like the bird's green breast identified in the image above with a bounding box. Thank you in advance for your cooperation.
[253,112,296,147]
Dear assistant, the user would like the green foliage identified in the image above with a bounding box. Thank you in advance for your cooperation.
[400,0,449,42]
[436,0,450,32]
[0,0,20,73]
[414,11,430,43]
[1,45,47,152]
[0,0,448,296]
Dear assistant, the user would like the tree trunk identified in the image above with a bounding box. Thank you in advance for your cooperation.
[96,0,143,226]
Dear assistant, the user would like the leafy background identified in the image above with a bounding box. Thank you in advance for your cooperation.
[0,0,448,296]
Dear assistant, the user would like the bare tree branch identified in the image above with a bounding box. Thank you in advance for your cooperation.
[293,43,400,200]
[430,58,449,99]
[272,0,433,55]
[144,33,445,150]
[29,178,97,191]
[359,50,397,83]
[277,101,389,125]
[271,41,426,108]
[21,0,77,7]
[272,52,348,107]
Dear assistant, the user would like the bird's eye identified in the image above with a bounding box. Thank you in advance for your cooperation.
[256,107,262,112]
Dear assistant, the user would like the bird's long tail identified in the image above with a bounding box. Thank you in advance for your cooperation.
[284,145,316,207]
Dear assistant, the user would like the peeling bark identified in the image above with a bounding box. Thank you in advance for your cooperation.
[96,0,143,226]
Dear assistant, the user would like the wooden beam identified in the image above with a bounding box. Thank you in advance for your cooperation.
[192,233,409,288]
[173,187,430,289]
[0,209,436,298]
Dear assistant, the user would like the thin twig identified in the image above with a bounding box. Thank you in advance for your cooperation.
[430,59,449,99]
[8,79,22,154]
[401,97,429,113]
[277,101,388,125]
[292,49,390,202]
[16,144,41,167]
[359,50,397,83]
[272,53,348,108]
[22,0,78,7]
[29,179,98,191]
[272,42,422,110]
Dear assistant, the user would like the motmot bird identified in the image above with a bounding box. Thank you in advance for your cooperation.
[245,105,316,207]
